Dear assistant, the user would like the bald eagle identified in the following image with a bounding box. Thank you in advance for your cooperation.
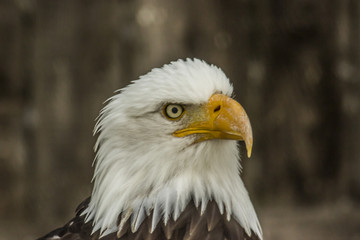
[38,59,262,240]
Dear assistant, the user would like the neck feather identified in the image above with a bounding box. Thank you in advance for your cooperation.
[84,139,262,239]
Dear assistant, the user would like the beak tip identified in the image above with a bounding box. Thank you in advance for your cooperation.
[245,138,253,158]
[246,147,252,158]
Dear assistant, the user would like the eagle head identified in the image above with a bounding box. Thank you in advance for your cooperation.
[85,59,262,239]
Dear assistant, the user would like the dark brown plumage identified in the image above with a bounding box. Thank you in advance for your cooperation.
[38,198,260,240]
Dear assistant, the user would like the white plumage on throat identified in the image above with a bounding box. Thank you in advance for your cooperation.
[83,59,262,239]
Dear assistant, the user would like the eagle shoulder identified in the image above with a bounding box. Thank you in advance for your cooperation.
[37,197,116,240]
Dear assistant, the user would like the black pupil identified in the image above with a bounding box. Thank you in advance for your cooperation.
[171,107,179,114]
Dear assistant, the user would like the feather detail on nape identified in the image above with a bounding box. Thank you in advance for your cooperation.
[117,208,132,237]
[200,197,209,216]
[163,190,176,226]
[150,200,161,233]
[131,200,146,233]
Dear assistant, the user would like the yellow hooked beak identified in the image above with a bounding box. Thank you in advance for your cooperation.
[173,94,253,158]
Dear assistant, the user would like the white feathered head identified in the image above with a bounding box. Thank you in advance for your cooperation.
[85,59,261,239]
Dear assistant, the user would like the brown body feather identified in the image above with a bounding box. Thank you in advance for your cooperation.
[38,198,260,240]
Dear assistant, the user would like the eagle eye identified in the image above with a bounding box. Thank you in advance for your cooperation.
[163,104,185,120]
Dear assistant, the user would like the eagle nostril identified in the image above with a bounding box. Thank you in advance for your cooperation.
[214,105,221,113]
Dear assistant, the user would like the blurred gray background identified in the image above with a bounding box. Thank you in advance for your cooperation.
[0,0,359,239]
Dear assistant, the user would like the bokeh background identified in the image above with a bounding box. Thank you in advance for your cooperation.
[1,0,359,239]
